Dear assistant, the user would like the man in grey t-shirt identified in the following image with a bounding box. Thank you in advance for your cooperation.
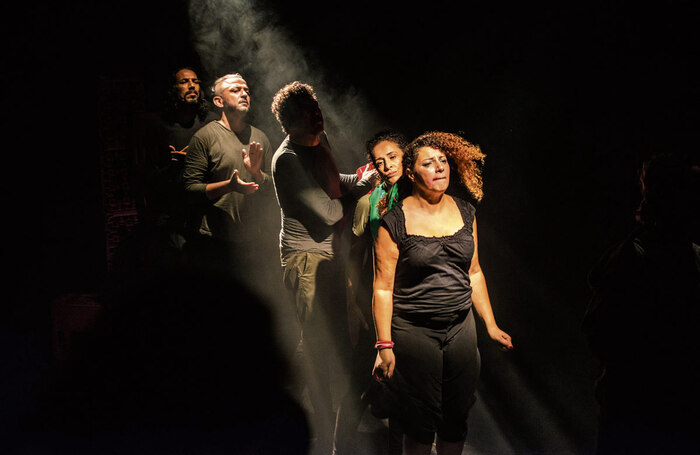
[270,81,377,454]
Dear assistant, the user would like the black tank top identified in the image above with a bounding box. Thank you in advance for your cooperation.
[380,196,476,318]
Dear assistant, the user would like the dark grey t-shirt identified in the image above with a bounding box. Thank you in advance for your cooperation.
[182,121,272,241]
[271,135,370,263]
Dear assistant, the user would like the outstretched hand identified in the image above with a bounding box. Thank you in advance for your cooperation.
[169,145,188,162]
[228,169,259,195]
[243,142,263,176]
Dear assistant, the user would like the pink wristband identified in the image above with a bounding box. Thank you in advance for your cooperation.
[374,340,395,350]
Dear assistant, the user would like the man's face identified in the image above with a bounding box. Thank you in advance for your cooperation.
[174,69,201,104]
[289,96,324,137]
[214,77,250,114]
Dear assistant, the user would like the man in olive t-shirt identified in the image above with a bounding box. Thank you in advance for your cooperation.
[182,73,275,278]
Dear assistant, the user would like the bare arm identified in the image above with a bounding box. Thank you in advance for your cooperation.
[469,217,514,350]
[372,225,399,380]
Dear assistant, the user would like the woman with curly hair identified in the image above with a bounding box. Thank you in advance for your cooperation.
[371,131,513,454]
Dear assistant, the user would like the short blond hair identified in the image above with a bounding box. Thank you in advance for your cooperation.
[211,73,245,96]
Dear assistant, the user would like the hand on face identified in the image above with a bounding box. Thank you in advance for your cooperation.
[372,140,404,185]
[360,168,381,187]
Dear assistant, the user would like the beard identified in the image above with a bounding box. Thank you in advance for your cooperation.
[181,91,199,104]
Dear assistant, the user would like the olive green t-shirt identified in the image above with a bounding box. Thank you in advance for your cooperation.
[182,121,272,242]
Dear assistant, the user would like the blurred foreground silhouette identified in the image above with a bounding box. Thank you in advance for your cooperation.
[13,267,310,454]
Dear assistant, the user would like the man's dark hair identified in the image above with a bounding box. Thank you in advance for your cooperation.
[163,66,210,122]
[270,81,317,135]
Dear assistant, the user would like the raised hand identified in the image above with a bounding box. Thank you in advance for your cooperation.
[228,169,259,195]
[242,142,263,176]
[169,145,189,162]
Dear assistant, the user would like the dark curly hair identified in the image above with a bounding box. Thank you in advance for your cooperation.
[270,81,317,134]
[404,131,486,202]
[162,66,211,123]
[365,129,408,165]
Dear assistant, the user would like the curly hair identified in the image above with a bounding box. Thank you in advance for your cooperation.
[365,129,408,164]
[270,81,317,134]
[404,131,486,202]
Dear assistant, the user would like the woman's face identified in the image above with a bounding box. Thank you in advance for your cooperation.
[409,146,450,194]
[371,140,404,185]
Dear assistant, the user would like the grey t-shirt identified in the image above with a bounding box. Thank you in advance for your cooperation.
[271,135,370,263]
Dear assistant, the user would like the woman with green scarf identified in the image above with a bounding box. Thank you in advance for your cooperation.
[334,130,407,455]
[348,130,407,340]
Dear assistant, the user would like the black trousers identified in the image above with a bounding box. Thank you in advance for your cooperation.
[390,308,480,445]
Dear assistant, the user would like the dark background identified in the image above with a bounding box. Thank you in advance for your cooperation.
[7,1,699,453]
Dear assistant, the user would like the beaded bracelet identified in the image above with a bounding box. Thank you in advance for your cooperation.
[374,340,395,350]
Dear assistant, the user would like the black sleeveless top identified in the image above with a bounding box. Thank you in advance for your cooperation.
[380,196,476,318]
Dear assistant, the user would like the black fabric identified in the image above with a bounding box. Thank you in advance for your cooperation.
[374,196,481,444]
[380,309,480,445]
[584,225,700,454]
[142,111,218,229]
[380,196,476,318]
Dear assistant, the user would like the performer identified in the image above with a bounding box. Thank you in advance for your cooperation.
[372,131,513,455]
[337,130,408,454]
[584,153,699,455]
[181,72,274,280]
[139,66,216,271]
[269,81,378,454]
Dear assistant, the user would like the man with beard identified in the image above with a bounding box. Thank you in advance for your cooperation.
[140,66,217,272]
[182,73,275,284]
